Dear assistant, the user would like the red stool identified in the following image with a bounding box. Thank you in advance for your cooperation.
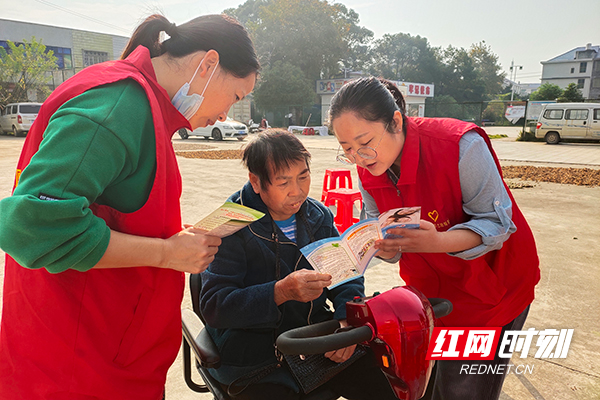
[325,188,362,233]
[321,168,353,202]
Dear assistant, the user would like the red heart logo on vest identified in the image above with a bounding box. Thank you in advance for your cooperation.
[428,210,439,222]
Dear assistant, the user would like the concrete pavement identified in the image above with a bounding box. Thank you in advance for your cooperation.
[0,131,599,400]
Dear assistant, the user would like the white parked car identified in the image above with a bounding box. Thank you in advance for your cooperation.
[0,102,42,136]
[178,117,248,141]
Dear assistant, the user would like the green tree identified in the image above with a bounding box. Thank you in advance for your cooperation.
[529,83,563,101]
[253,61,316,109]
[223,0,266,25]
[468,41,505,97]
[437,46,486,102]
[0,37,57,105]
[482,100,505,123]
[333,3,373,75]
[368,33,441,84]
[225,0,372,81]
[557,83,584,102]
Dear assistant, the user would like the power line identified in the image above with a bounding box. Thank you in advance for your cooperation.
[34,0,131,35]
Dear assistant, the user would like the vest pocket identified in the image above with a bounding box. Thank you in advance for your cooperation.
[461,257,507,305]
[113,286,155,366]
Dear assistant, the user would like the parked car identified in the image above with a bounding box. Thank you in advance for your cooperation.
[535,102,600,144]
[0,102,42,136]
[178,117,248,141]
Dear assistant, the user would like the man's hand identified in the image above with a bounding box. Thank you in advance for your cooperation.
[325,320,356,363]
[274,269,332,305]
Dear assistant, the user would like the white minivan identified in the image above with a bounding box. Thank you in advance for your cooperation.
[0,102,42,136]
[535,103,600,144]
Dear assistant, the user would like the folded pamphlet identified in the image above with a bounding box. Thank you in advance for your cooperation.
[194,202,265,238]
[300,206,420,288]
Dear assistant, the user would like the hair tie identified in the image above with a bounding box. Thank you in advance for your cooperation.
[166,22,178,38]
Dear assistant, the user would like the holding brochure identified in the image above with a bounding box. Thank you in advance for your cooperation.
[194,202,265,238]
[300,207,420,288]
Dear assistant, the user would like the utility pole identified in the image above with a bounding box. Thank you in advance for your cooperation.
[510,60,523,101]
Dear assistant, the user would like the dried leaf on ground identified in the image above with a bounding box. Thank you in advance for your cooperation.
[502,166,600,186]
[175,150,244,160]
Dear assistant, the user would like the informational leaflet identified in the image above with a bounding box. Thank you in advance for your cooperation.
[194,202,265,238]
[300,207,420,288]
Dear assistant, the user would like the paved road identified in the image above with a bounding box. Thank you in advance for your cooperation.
[0,131,599,400]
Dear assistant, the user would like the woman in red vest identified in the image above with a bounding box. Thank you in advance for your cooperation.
[0,14,258,399]
[328,77,540,400]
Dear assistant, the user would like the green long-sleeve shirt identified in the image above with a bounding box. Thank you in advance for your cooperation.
[0,80,156,273]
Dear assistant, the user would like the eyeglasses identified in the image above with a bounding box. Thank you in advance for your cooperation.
[336,123,388,165]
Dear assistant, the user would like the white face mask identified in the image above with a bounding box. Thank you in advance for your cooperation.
[171,57,219,120]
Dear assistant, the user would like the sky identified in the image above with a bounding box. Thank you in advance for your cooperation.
[2,0,599,83]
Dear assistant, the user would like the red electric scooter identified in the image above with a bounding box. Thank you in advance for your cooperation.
[276,286,453,400]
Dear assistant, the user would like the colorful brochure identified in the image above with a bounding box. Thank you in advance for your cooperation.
[194,202,265,238]
[300,207,420,288]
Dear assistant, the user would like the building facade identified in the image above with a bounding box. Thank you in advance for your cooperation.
[541,43,600,100]
[316,78,435,125]
[0,18,252,122]
[0,19,129,101]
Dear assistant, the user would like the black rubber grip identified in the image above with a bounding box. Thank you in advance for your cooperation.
[428,298,453,319]
[276,320,373,355]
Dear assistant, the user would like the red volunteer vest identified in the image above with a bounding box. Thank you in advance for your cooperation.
[359,118,540,327]
[0,46,190,399]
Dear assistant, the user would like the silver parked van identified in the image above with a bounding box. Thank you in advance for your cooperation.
[0,102,42,137]
[535,102,600,144]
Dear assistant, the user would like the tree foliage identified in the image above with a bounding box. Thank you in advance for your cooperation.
[468,41,505,96]
[368,33,440,83]
[368,37,503,102]
[225,1,507,108]
[253,61,316,109]
[437,46,486,102]
[0,37,56,105]
[224,0,372,81]
[557,83,584,102]
[529,83,563,101]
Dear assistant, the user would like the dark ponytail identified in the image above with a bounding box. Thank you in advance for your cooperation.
[329,77,407,133]
[121,14,259,78]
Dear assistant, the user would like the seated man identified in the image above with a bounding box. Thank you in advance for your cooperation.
[200,130,396,400]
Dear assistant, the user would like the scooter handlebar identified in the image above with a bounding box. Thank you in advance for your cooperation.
[276,297,452,355]
[428,298,453,319]
[276,320,373,355]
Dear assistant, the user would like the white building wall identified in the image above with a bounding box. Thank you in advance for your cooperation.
[112,36,129,60]
[0,19,74,48]
[541,61,591,98]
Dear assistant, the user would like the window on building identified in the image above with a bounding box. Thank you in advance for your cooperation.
[577,79,585,89]
[83,50,108,67]
[1,40,72,70]
[46,46,73,69]
[565,109,588,120]
[579,62,587,73]
[570,67,575,73]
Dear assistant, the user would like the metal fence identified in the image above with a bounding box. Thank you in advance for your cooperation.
[424,100,529,126]
[258,104,322,129]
